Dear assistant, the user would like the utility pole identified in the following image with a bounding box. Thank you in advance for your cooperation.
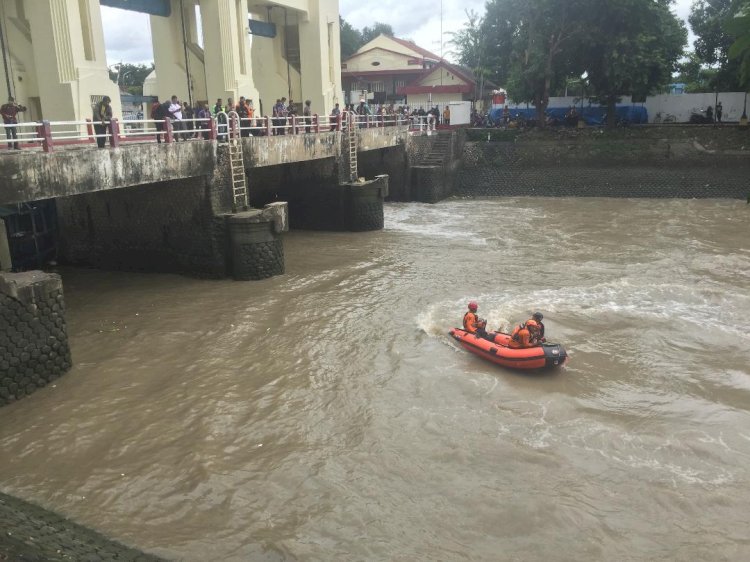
[179,0,193,108]
[440,0,443,86]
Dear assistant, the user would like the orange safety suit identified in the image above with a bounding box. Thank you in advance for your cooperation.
[463,311,480,334]
[508,324,535,348]
[464,311,487,334]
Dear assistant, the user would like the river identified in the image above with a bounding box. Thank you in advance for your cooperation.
[1,198,749,561]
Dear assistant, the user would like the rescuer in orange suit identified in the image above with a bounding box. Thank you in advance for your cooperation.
[508,319,541,349]
[529,312,546,342]
[463,301,494,341]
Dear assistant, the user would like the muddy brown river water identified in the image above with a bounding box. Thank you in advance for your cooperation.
[1,198,749,561]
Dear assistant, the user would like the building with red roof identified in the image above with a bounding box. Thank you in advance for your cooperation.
[341,34,494,108]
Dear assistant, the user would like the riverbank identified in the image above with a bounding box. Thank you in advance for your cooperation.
[0,492,163,561]
[458,125,750,198]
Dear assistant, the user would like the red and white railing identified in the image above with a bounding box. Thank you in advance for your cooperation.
[1,111,414,153]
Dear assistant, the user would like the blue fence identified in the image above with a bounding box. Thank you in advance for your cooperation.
[489,105,649,126]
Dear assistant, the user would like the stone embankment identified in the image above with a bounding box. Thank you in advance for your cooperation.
[457,126,750,198]
[0,492,164,561]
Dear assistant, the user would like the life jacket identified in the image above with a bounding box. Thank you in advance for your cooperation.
[509,323,533,348]
[463,311,478,333]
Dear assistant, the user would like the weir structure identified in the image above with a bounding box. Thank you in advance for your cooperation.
[0,115,464,405]
[0,0,342,122]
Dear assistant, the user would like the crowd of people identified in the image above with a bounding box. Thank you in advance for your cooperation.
[3,93,449,151]
[462,302,547,349]
[347,100,451,127]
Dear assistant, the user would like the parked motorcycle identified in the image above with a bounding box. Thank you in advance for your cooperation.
[689,108,714,124]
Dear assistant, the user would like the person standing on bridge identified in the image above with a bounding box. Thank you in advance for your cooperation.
[167,96,184,141]
[303,100,312,133]
[330,103,340,131]
[1,96,26,150]
[93,96,112,149]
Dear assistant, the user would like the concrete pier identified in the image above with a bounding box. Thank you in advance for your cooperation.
[0,271,71,406]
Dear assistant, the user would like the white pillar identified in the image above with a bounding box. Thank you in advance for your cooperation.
[199,0,258,104]
[298,0,340,115]
[24,0,119,121]
[150,0,206,104]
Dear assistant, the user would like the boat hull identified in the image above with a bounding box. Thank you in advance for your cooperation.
[449,329,567,371]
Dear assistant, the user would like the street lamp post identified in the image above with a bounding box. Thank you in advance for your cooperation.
[741,92,748,128]
[578,71,587,129]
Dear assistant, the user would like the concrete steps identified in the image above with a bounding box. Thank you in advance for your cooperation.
[420,132,452,166]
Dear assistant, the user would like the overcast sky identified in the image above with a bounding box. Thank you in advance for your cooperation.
[101,0,696,66]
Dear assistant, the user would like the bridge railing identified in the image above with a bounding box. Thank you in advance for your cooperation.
[1,122,45,149]
[1,111,412,153]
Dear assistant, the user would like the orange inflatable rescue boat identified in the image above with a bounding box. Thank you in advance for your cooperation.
[449,329,567,371]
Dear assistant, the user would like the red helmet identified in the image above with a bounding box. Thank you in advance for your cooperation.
[525,319,539,331]
[468,301,478,312]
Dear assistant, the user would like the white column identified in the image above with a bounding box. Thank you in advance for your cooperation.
[298,0,340,115]
[25,0,119,121]
[199,0,257,104]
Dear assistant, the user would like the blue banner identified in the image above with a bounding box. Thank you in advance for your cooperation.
[249,20,277,38]
[489,105,649,126]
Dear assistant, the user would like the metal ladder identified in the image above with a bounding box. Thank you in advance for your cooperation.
[225,110,247,211]
[346,112,358,181]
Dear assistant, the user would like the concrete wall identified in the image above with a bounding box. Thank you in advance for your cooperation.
[0,271,72,406]
[457,135,750,198]
[0,142,216,205]
[248,157,388,230]
[356,124,410,151]
[244,131,340,167]
[0,127,408,206]
[56,174,228,276]
[358,146,409,200]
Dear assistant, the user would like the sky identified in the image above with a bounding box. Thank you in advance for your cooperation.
[101,0,696,67]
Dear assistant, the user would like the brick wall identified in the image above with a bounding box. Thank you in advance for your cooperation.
[457,141,750,198]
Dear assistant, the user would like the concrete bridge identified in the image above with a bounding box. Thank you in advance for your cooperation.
[1,114,463,280]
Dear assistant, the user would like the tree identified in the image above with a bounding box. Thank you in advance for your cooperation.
[449,10,483,69]
[340,17,362,59]
[728,1,750,88]
[108,63,154,95]
[360,22,394,45]
[481,0,586,126]
[689,0,743,90]
[674,53,719,92]
[582,0,686,127]
[449,10,490,100]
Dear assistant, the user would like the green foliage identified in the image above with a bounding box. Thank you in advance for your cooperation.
[452,0,686,127]
[583,0,686,126]
[689,0,744,90]
[340,17,361,59]
[478,0,588,125]
[674,53,720,92]
[360,23,395,45]
[107,63,154,95]
[448,11,491,100]
[448,11,483,70]
[339,18,394,59]
[727,1,750,88]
